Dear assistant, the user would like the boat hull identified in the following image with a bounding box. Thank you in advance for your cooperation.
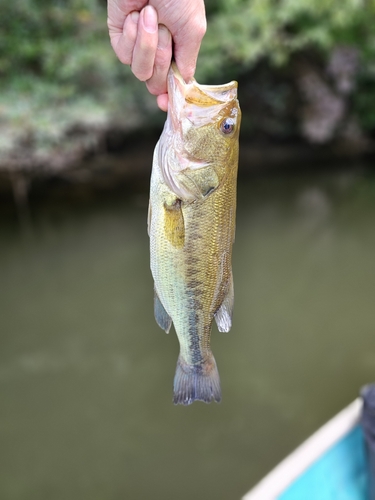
[243,399,369,500]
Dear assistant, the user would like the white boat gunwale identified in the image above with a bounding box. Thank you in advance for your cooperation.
[242,398,363,500]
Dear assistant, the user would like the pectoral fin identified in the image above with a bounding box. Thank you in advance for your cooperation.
[164,197,185,248]
[214,273,234,333]
[154,288,172,333]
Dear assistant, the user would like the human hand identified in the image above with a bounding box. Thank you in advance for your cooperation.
[107,0,207,111]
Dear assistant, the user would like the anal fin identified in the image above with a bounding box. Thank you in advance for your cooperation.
[214,273,234,333]
[154,288,172,333]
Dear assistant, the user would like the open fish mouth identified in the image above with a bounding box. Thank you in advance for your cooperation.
[170,62,237,102]
[168,63,238,129]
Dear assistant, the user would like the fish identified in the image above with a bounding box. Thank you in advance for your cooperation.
[148,63,241,405]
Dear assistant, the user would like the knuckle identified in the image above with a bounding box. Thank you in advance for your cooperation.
[155,51,172,69]
[194,17,207,38]
[199,23,207,38]
[118,53,132,65]
[146,81,159,96]
[134,68,153,82]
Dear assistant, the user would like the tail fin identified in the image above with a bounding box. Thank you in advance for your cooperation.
[173,353,221,405]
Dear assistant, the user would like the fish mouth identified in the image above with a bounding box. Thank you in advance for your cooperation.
[167,63,239,132]
[169,62,238,108]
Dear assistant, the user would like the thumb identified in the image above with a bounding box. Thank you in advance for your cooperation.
[172,16,206,82]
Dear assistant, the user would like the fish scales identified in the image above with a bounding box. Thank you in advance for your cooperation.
[149,63,241,405]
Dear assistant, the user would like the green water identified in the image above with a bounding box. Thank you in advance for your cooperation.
[1,166,375,499]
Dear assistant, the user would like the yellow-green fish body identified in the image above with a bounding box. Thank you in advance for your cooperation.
[149,64,241,405]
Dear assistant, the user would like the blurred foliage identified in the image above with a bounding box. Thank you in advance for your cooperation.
[200,0,375,72]
[1,0,375,158]
[1,0,116,87]
[0,0,160,155]
[200,0,375,132]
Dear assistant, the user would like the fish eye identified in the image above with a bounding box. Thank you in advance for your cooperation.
[220,118,235,135]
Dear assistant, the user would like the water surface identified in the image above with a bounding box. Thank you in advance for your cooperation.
[1,166,375,499]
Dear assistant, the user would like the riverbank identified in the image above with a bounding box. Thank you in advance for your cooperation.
[2,132,374,211]
[2,48,375,204]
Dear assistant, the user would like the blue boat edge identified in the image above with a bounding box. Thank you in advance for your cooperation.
[243,399,369,500]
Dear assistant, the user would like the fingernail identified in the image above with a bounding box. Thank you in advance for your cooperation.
[158,25,171,49]
[143,5,157,33]
[131,11,139,24]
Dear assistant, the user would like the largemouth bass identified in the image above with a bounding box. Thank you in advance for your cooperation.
[148,63,241,405]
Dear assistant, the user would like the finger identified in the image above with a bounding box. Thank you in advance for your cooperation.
[131,5,158,82]
[173,14,207,82]
[107,0,145,48]
[108,0,147,28]
[146,25,172,97]
[110,11,139,65]
[156,94,169,112]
